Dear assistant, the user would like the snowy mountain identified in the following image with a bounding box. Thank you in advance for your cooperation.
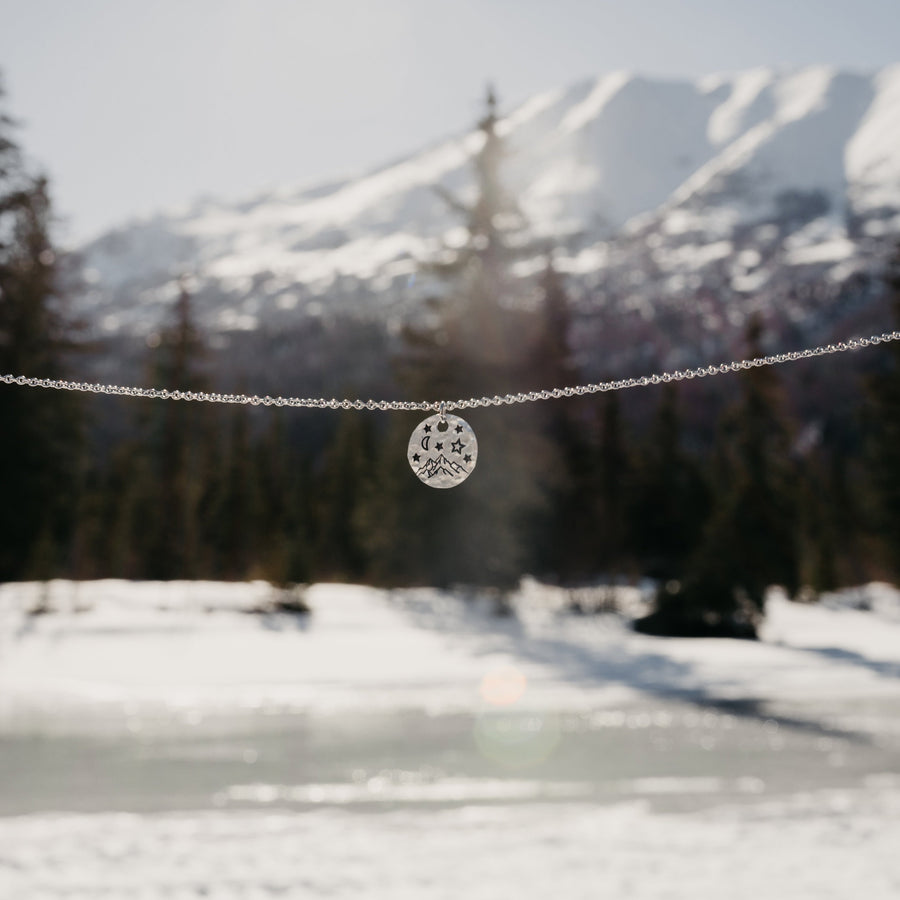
[78,66,900,384]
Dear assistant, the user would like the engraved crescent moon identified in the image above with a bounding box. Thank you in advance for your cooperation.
[421,435,431,450]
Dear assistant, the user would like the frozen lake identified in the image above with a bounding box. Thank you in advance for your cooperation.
[1,695,899,818]
[1,580,899,898]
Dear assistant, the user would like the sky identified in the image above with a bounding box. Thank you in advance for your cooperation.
[1,0,898,245]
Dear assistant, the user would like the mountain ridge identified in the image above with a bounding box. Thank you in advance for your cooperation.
[76,65,900,386]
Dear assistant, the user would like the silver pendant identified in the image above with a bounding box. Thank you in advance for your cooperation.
[408,412,477,488]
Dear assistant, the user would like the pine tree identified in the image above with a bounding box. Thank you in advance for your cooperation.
[92,438,146,578]
[637,318,800,637]
[596,392,632,574]
[255,410,314,585]
[630,383,708,580]
[314,410,374,581]
[0,77,84,580]
[535,255,573,387]
[365,87,558,587]
[795,442,840,592]
[133,282,216,579]
[529,256,597,580]
[206,403,263,579]
[867,243,900,577]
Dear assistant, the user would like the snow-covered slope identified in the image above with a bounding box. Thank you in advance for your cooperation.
[3,579,900,717]
[78,67,900,373]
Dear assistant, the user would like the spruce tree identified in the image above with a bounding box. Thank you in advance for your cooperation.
[596,391,632,574]
[795,443,840,592]
[365,87,558,587]
[0,78,84,580]
[206,403,263,579]
[529,255,597,580]
[867,243,900,577]
[133,282,215,579]
[630,383,708,580]
[255,410,314,585]
[314,410,374,581]
[637,318,800,637]
[93,439,146,578]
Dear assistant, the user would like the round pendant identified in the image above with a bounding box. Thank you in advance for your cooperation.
[408,413,477,488]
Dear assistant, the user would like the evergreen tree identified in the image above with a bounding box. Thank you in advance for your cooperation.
[529,256,596,580]
[206,402,263,578]
[637,318,800,637]
[314,410,374,581]
[535,255,573,387]
[630,383,708,580]
[595,391,632,574]
[0,78,84,580]
[92,438,146,578]
[255,410,314,585]
[357,412,432,585]
[824,435,867,585]
[132,282,216,579]
[789,414,865,593]
[867,244,900,577]
[365,87,558,587]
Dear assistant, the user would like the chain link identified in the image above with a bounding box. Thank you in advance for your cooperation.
[2,331,899,413]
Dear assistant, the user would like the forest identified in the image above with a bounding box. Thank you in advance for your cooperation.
[2,86,900,639]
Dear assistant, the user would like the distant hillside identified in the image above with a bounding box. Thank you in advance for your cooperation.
[77,66,900,391]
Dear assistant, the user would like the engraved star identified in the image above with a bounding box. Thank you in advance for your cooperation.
[451,438,464,454]
[455,424,463,433]
[436,441,444,450]
[464,454,472,464]
[424,424,432,433]
[412,452,421,462]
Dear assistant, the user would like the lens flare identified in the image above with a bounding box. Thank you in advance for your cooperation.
[479,664,528,707]
[473,711,562,769]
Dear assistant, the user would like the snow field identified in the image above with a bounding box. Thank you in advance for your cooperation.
[0,788,898,900]
[1,579,900,899]
[2,579,900,719]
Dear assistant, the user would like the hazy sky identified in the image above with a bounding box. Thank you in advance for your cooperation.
[1,0,898,244]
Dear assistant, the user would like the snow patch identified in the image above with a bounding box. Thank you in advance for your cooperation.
[0,789,898,900]
[784,238,856,266]
[846,64,900,213]
[560,71,632,133]
[707,68,775,145]
[3,581,900,722]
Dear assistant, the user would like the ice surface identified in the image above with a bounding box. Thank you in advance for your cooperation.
[1,579,899,898]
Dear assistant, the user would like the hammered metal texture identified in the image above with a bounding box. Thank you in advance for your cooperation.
[408,413,478,488]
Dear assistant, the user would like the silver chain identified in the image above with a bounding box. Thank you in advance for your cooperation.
[2,331,899,413]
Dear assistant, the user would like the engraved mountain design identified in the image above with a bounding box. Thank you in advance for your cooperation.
[416,453,467,481]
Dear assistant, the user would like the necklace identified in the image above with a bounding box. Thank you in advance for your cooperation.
[3,330,898,488]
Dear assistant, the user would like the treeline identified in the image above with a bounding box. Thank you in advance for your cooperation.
[3,82,900,637]
[55,281,900,619]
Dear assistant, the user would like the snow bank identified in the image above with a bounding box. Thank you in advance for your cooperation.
[2,579,900,899]
[0,787,898,900]
[2,580,900,721]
